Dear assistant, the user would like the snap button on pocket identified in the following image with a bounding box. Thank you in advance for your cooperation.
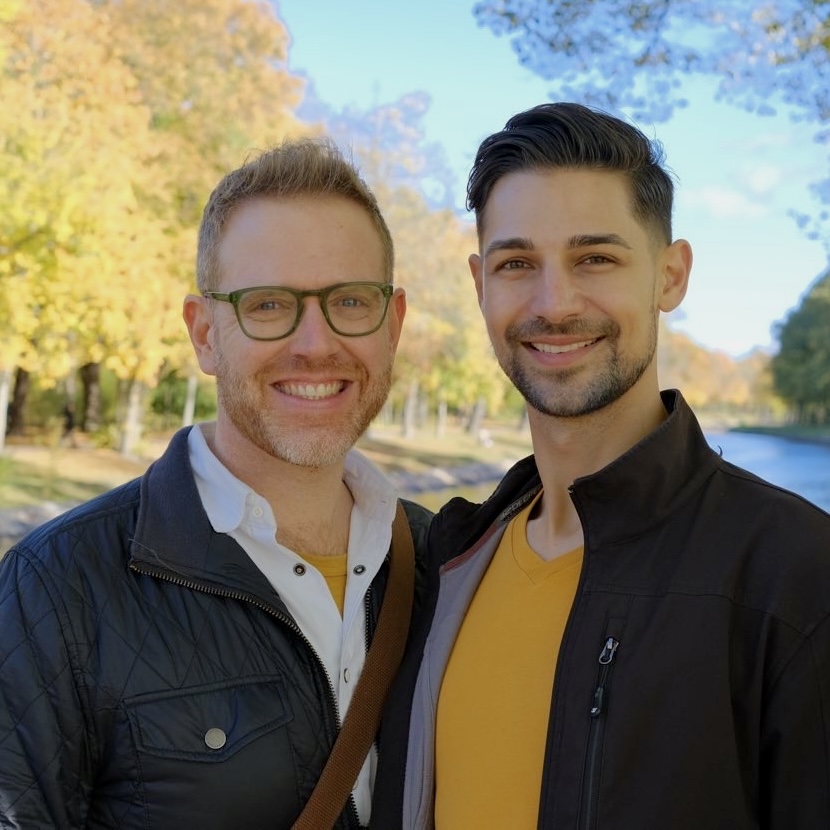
[204,727,227,750]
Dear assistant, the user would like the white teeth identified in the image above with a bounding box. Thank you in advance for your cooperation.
[532,339,597,354]
[278,381,344,399]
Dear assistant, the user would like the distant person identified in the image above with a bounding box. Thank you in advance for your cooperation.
[376,103,830,829]
[0,138,430,828]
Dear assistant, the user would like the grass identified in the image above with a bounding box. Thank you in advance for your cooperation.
[0,438,155,509]
[0,422,532,511]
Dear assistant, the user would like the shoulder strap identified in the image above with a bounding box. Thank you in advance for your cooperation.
[292,499,416,829]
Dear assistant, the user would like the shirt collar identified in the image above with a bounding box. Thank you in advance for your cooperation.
[188,423,399,535]
[188,424,257,533]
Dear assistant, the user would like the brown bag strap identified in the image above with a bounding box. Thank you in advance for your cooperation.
[291,500,416,830]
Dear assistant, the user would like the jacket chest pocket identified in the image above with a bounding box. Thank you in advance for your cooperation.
[125,677,294,762]
[109,677,302,829]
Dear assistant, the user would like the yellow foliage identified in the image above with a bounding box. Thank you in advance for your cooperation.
[0,0,307,398]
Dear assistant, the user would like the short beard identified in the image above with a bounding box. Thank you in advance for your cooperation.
[214,339,394,469]
[498,315,657,418]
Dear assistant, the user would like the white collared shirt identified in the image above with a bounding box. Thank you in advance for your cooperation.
[188,423,398,824]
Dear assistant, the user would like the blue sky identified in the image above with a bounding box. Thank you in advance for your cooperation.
[274,0,828,357]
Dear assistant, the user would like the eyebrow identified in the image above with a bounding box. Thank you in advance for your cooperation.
[483,233,633,258]
[568,233,632,250]
[483,237,534,258]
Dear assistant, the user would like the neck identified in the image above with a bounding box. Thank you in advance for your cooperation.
[201,421,355,557]
[525,387,667,561]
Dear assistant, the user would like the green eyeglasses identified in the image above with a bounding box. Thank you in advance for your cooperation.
[202,281,395,341]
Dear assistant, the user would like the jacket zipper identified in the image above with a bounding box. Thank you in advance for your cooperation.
[129,561,362,828]
[581,636,619,830]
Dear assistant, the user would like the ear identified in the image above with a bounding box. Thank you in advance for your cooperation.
[469,252,484,308]
[183,294,218,376]
[386,286,407,351]
[657,239,692,313]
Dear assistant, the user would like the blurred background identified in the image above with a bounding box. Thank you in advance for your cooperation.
[0,0,828,521]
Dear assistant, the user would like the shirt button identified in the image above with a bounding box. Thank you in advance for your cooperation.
[204,727,227,750]
[251,506,263,517]
[294,563,306,576]
[343,668,351,683]
[352,564,366,575]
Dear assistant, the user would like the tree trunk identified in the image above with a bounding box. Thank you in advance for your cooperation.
[182,372,198,427]
[435,397,447,437]
[119,380,145,457]
[401,379,419,440]
[0,368,12,452]
[79,362,102,432]
[62,368,78,446]
[6,367,30,435]
[465,396,487,437]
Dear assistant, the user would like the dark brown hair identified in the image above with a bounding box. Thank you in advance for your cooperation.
[467,102,675,244]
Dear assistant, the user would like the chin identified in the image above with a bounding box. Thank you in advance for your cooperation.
[271,441,351,469]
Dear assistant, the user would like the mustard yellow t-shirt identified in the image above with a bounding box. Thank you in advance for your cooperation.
[435,495,583,829]
[301,551,348,616]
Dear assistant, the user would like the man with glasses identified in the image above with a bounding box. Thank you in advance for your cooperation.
[0,138,430,829]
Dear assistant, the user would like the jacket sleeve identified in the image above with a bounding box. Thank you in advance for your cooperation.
[761,612,830,828]
[0,545,90,829]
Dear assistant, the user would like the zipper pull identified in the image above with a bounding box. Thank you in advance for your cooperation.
[590,637,620,718]
[598,637,619,665]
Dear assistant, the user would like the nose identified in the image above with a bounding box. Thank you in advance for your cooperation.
[286,297,340,357]
[527,264,584,323]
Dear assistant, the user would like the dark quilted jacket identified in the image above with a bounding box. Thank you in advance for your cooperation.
[0,427,431,829]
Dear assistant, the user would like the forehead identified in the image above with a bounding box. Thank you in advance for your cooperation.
[479,168,644,246]
[218,194,386,289]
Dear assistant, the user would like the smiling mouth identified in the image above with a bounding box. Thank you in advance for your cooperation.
[531,338,600,354]
[275,381,346,399]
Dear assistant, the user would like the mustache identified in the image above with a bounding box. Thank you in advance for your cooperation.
[266,356,355,373]
[506,318,620,341]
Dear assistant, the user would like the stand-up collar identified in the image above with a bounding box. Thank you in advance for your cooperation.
[434,390,721,561]
[569,389,720,546]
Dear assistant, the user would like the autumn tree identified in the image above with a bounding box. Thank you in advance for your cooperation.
[315,94,506,432]
[382,188,506,430]
[0,0,162,450]
[100,0,305,226]
[658,322,779,417]
[1,0,307,453]
[79,0,306,452]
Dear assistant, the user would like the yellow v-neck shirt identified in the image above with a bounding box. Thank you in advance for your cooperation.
[435,495,583,828]
[300,552,348,616]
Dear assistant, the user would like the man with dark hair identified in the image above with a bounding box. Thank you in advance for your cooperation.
[0,137,430,829]
[382,103,830,829]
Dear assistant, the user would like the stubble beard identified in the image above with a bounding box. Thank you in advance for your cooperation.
[497,314,658,418]
[214,339,394,469]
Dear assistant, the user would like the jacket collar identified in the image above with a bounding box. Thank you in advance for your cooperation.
[434,390,719,557]
[569,389,720,547]
[129,427,284,604]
